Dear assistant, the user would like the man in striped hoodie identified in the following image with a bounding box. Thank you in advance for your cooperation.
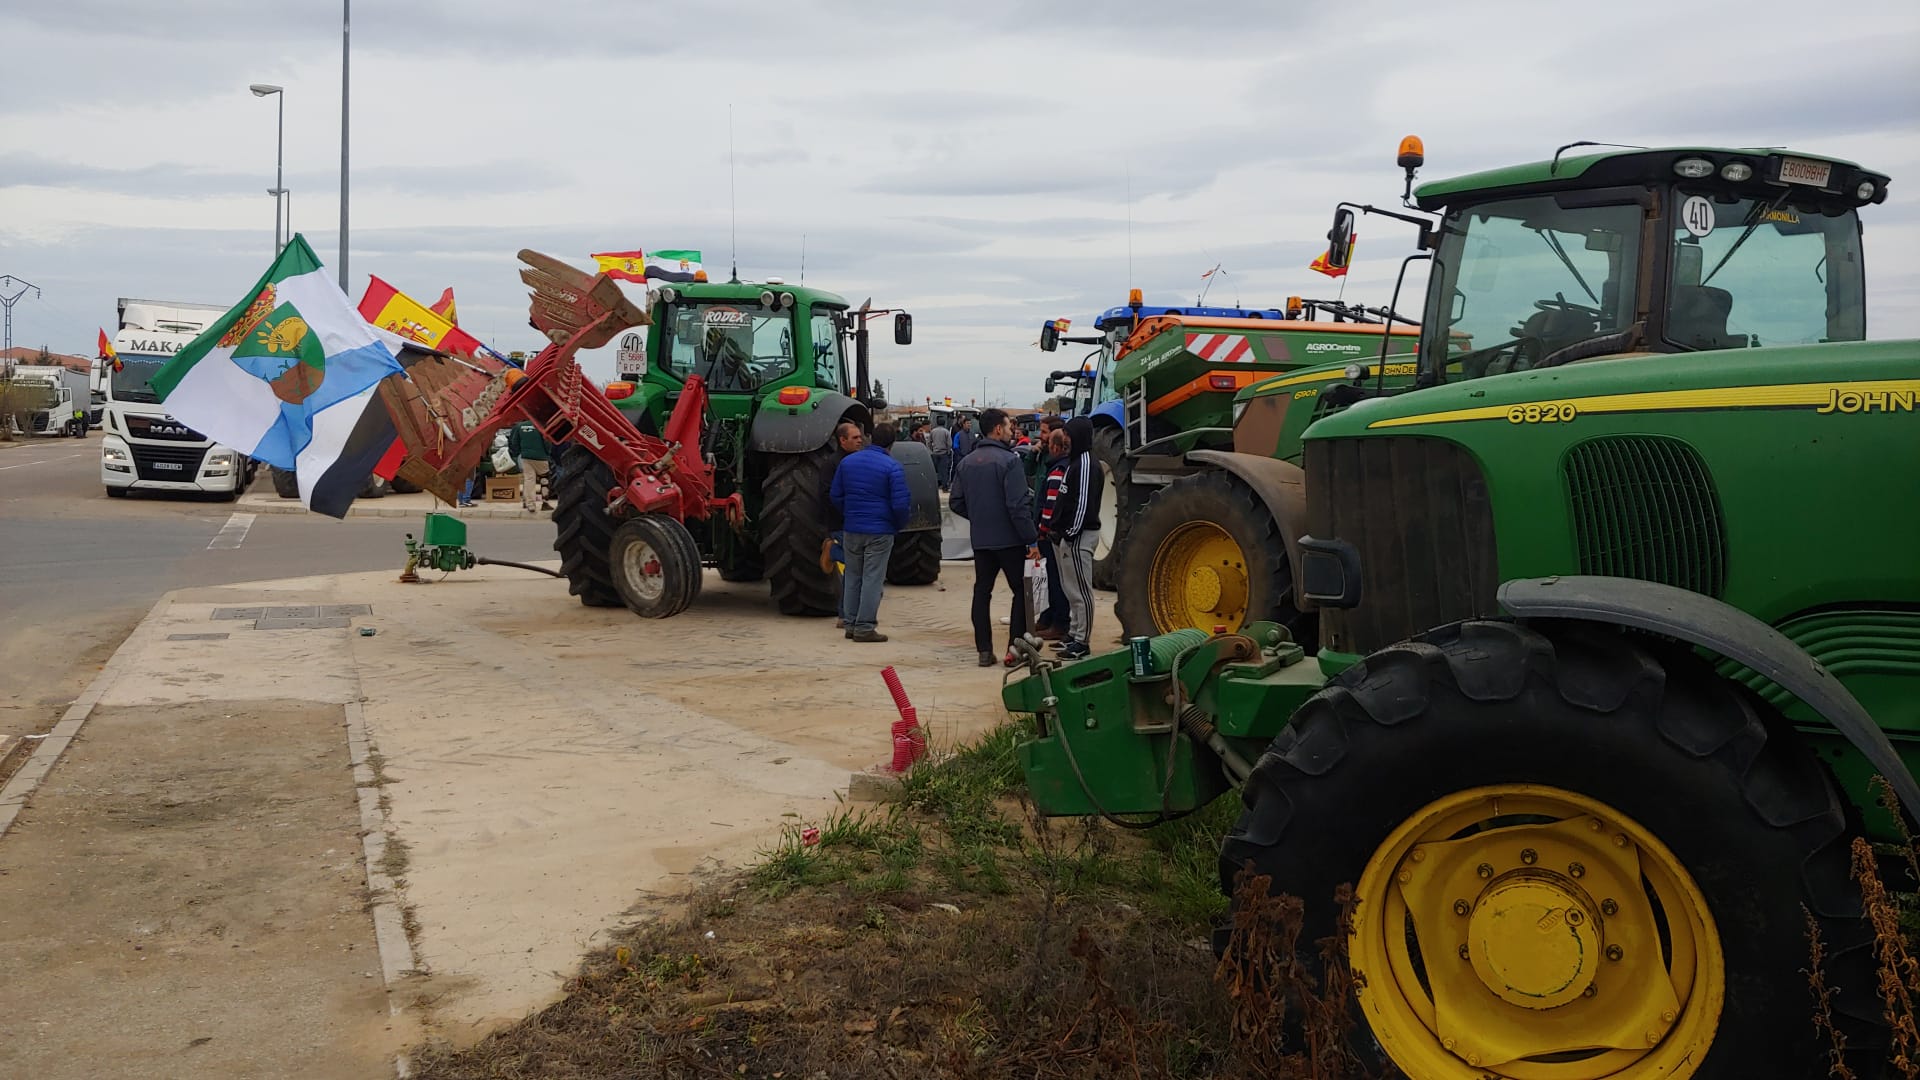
[1038,417,1103,659]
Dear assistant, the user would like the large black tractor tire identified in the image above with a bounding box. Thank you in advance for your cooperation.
[358,474,389,499]
[1089,424,1131,591]
[549,444,623,609]
[761,443,841,617]
[607,514,703,618]
[1222,619,1875,1079]
[389,474,422,495]
[885,529,942,586]
[1113,470,1308,642]
[270,465,299,499]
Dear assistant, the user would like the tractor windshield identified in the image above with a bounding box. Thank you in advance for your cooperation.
[658,302,797,392]
[1423,195,1642,382]
[1666,193,1864,350]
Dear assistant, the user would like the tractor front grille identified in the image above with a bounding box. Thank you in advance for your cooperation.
[1563,435,1726,598]
[1306,436,1499,654]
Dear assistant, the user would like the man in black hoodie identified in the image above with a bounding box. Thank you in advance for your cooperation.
[1038,416,1104,659]
[948,408,1038,667]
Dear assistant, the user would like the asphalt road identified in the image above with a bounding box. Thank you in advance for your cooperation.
[0,434,561,756]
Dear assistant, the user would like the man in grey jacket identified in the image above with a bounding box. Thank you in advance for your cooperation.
[927,420,953,490]
[948,408,1037,667]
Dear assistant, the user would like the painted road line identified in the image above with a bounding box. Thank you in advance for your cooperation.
[0,452,90,472]
[208,512,257,550]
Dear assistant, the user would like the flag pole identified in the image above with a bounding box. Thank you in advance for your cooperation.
[339,0,350,291]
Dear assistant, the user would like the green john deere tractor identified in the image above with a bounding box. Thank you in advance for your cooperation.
[551,281,941,615]
[1007,141,1915,1078]
[1039,292,1418,589]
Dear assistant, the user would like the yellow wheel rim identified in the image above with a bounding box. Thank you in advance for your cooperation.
[1352,785,1723,1079]
[1147,520,1250,633]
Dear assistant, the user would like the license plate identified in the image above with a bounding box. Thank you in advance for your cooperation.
[1779,156,1831,187]
[153,462,183,471]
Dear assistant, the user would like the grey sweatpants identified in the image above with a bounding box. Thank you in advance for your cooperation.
[1052,529,1099,645]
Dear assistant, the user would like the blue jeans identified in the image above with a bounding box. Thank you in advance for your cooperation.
[932,452,952,490]
[841,532,895,633]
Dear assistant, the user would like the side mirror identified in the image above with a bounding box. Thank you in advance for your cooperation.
[1039,321,1059,352]
[893,312,913,346]
[1044,376,1056,393]
[1327,208,1357,270]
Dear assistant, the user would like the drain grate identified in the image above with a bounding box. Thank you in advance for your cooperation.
[210,604,371,631]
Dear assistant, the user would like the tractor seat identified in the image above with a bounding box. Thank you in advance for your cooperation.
[1668,285,1734,351]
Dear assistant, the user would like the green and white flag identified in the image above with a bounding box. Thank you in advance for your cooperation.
[153,235,405,517]
[643,249,705,283]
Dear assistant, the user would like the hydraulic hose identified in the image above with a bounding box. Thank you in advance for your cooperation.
[473,556,564,578]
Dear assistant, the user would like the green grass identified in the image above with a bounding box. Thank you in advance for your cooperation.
[750,722,1238,929]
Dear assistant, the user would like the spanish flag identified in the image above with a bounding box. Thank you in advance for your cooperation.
[1309,237,1353,278]
[98,328,122,371]
[430,287,457,325]
[590,250,647,283]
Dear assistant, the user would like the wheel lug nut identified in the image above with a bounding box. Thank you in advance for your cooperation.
[1582,985,1597,998]
[1458,944,1470,960]
[1398,869,1411,884]
[1568,861,1585,878]
[1453,899,1470,916]
[1602,899,1618,916]
[1588,818,1603,832]
[1477,863,1493,879]
[1606,944,1624,961]
[1661,1009,1676,1023]
[1410,848,1426,862]
[1520,848,1537,865]
[1567,908,1584,926]
[1613,833,1628,848]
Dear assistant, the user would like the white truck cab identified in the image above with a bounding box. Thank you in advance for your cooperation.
[100,298,249,499]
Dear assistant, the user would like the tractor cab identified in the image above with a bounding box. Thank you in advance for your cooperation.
[1328,144,1887,389]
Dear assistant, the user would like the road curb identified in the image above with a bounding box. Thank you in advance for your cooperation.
[0,587,173,838]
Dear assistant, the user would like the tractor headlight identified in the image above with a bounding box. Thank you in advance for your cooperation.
[1344,362,1366,381]
[1672,157,1714,179]
[1856,180,1877,201]
[1719,161,1753,182]
[759,290,777,308]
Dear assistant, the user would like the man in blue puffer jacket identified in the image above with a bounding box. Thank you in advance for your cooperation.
[830,421,910,643]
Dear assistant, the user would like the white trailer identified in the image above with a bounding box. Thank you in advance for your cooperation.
[3,364,90,437]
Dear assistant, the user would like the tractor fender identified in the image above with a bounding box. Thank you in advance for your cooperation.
[1499,575,1920,823]
[1090,401,1126,431]
[888,440,942,532]
[748,391,870,454]
[1186,450,1311,608]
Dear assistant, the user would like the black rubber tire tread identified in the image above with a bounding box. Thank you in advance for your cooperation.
[885,529,942,586]
[270,466,299,499]
[1222,618,1874,1077]
[608,514,701,619]
[549,444,623,608]
[760,443,841,616]
[1112,469,1309,642]
[389,475,422,495]
[358,474,389,499]
[104,486,126,498]
[1089,424,1131,590]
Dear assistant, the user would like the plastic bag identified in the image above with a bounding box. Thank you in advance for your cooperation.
[1025,553,1049,618]
[491,446,516,473]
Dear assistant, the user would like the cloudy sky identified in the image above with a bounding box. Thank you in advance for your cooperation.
[3,1,1917,405]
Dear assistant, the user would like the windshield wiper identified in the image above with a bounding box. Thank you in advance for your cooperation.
[1537,229,1599,305]
[1702,190,1790,287]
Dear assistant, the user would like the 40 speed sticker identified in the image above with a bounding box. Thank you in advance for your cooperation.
[1508,401,1578,423]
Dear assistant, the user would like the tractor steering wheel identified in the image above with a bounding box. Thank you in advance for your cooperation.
[1533,294,1604,322]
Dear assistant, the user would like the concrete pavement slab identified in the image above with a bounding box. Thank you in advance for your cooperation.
[42,559,1109,1048]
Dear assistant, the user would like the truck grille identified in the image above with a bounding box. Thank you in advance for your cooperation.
[124,414,207,442]
[1563,436,1726,598]
[1305,436,1499,654]
[132,444,207,481]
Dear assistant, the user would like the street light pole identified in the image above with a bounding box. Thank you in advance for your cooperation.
[339,0,350,290]
[249,83,284,256]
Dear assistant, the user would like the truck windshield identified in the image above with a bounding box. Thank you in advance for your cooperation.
[1424,195,1642,382]
[658,302,795,391]
[109,356,168,403]
[1667,194,1863,349]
